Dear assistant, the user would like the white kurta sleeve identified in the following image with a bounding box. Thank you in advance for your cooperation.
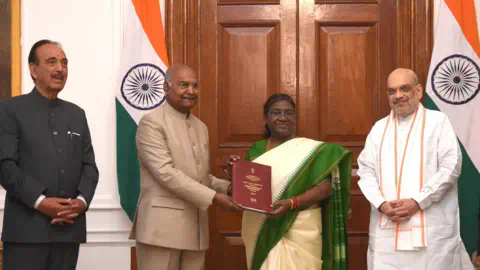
[412,115,462,210]
[358,129,387,210]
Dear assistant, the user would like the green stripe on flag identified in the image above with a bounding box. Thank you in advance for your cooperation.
[116,98,140,221]
[425,94,480,255]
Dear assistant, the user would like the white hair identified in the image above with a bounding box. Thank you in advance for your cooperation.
[165,68,172,86]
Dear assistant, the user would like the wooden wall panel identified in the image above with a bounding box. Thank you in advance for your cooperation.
[131,247,138,270]
[316,0,379,3]
[202,2,297,269]
[165,0,199,68]
[212,204,244,230]
[414,0,434,86]
[348,234,369,270]
[218,233,248,269]
[10,0,21,97]
[348,174,370,269]
[307,4,379,169]
[165,0,200,116]
[213,2,296,150]
[217,6,280,22]
[376,0,397,119]
[348,192,371,232]
[0,0,11,101]
[397,0,434,86]
[316,25,376,143]
[315,4,378,22]
[219,0,279,4]
[397,0,413,69]
[217,24,280,146]
[300,2,382,270]
[297,4,380,141]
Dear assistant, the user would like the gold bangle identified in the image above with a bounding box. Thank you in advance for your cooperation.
[292,196,300,209]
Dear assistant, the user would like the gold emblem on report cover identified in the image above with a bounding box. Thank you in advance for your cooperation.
[246,168,260,182]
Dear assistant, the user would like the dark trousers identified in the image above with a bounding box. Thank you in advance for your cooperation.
[3,242,80,270]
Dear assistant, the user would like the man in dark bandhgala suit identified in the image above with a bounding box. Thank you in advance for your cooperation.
[0,39,98,270]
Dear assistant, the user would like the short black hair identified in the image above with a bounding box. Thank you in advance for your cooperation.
[263,94,296,138]
[28,39,60,82]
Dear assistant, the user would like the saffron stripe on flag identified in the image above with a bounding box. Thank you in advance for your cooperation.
[132,0,169,66]
[445,0,480,58]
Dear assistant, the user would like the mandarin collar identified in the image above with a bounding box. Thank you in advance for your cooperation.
[30,88,60,108]
[397,103,422,124]
[164,101,190,120]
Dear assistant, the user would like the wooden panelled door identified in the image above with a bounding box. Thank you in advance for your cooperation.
[198,1,394,269]
[165,0,433,270]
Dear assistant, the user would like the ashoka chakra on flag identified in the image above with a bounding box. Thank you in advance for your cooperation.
[121,63,166,110]
[431,54,480,105]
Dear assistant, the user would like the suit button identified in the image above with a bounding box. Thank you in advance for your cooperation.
[186,122,191,128]
[59,190,65,196]
[196,160,200,165]
[192,141,196,146]
[50,112,55,116]
[60,169,65,174]
[53,131,58,135]
[57,149,62,153]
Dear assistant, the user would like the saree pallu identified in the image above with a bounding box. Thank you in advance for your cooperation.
[242,138,352,270]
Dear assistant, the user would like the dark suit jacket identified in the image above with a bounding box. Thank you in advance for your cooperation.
[0,88,99,243]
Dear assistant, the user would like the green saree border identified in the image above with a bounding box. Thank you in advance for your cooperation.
[248,142,352,270]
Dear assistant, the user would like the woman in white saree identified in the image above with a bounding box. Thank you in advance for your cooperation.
[228,94,352,270]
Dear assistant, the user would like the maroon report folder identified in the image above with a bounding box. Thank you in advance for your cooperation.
[232,160,273,213]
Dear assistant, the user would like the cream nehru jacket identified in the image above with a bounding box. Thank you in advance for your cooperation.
[129,102,230,250]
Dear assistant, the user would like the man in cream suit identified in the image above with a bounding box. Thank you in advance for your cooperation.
[130,64,241,270]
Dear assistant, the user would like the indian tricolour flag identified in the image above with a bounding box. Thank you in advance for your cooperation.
[116,0,169,221]
[425,0,480,256]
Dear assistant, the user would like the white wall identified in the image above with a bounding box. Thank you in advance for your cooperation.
[0,1,136,269]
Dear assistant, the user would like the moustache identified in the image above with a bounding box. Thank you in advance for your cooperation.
[393,98,408,104]
[51,74,65,80]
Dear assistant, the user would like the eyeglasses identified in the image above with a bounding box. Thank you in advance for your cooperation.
[269,110,296,119]
[386,84,415,96]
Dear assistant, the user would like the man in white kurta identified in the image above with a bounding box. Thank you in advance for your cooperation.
[358,68,473,270]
